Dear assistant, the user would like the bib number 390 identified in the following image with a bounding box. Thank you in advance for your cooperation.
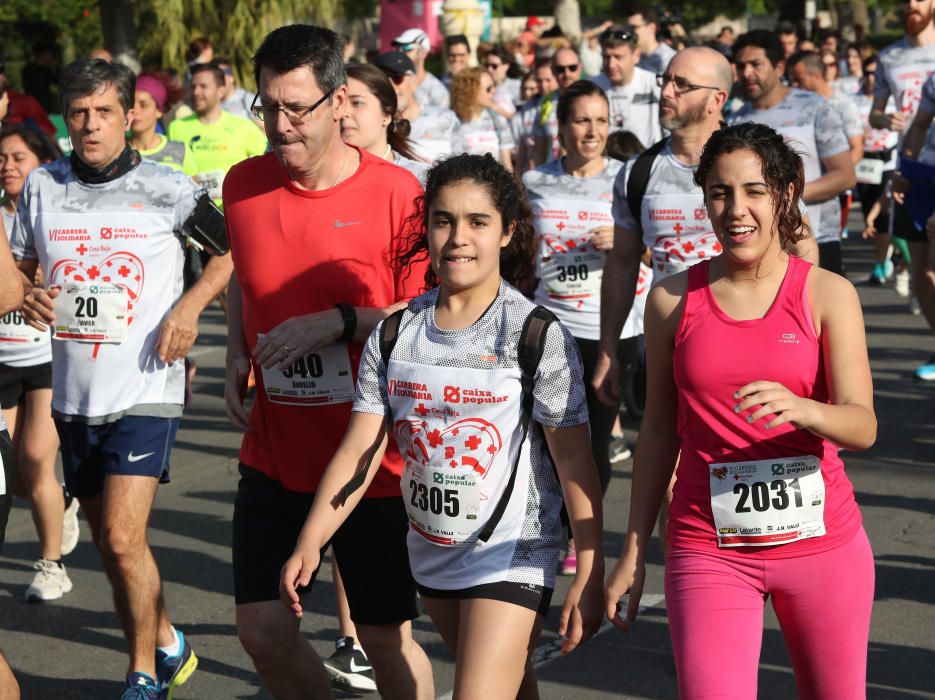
[709,455,825,547]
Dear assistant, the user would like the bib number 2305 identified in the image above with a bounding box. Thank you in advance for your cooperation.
[709,455,825,548]
[403,460,481,546]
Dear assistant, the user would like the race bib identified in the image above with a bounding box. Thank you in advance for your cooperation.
[709,455,826,548]
[534,198,610,302]
[194,169,225,201]
[464,130,499,156]
[259,340,354,406]
[0,310,47,345]
[403,458,481,545]
[856,158,885,185]
[53,282,128,343]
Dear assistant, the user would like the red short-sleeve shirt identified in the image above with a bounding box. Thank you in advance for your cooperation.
[224,148,427,495]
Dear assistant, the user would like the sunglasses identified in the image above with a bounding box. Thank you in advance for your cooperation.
[600,29,635,44]
[386,72,407,86]
[554,63,579,74]
[484,62,502,70]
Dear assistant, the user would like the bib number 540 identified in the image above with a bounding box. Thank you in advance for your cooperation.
[734,478,804,513]
[409,480,460,517]
[281,353,323,379]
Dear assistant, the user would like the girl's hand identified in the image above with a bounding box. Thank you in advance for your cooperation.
[861,223,876,239]
[279,547,321,618]
[734,381,820,431]
[588,226,614,251]
[604,551,644,631]
[559,572,605,653]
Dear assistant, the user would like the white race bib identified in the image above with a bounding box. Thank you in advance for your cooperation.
[856,158,885,185]
[403,458,482,545]
[194,169,225,201]
[709,455,826,547]
[534,198,610,303]
[0,310,47,346]
[53,282,128,343]
[259,340,354,406]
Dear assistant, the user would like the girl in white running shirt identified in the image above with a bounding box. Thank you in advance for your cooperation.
[281,153,604,697]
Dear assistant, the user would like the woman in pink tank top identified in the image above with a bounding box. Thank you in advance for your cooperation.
[605,122,877,699]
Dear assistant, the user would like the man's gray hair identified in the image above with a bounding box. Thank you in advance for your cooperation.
[60,59,135,116]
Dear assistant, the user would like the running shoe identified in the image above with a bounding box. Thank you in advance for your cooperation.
[868,263,886,285]
[895,269,911,297]
[122,673,160,700]
[61,495,80,557]
[323,636,377,693]
[25,558,73,601]
[561,540,577,575]
[156,629,198,700]
[910,296,922,315]
[608,437,632,464]
[915,356,935,382]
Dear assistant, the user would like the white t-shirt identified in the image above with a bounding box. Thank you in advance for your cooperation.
[353,282,588,590]
[415,72,451,111]
[875,37,935,146]
[637,43,676,76]
[452,110,515,157]
[592,69,662,147]
[493,78,521,116]
[10,158,197,422]
[851,93,898,167]
[409,107,459,164]
[728,89,850,243]
[1,205,52,367]
[524,158,651,339]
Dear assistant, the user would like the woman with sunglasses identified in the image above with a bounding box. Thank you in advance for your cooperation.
[0,124,79,602]
[342,64,428,183]
[450,67,515,170]
[523,81,651,574]
[484,46,521,118]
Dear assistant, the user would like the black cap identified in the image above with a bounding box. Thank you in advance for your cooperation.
[375,51,415,77]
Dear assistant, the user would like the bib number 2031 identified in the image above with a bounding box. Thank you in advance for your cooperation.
[733,478,803,513]
[408,480,460,517]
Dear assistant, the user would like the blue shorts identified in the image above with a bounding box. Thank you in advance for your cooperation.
[55,415,180,499]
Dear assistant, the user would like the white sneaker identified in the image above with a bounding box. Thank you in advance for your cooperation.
[895,269,910,297]
[25,559,73,601]
[61,497,80,557]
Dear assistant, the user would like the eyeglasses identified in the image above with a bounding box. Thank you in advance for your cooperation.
[484,62,502,70]
[656,73,722,94]
[600,29,635,44]
[553,63,579,74]
[385,72,407,86]
[250,89,335,123]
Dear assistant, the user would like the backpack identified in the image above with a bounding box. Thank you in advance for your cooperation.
[625,137,669,234]
[338,304,558,543]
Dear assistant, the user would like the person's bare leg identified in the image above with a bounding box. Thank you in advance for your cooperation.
[236,600,334,700]
[81,475,172,676]
[356,620,434,700]
[19,390,62,559]
[909,240,935,330]
[0,652,19,700]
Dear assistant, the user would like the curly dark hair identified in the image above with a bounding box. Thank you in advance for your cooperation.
[397,154,538,296]
[693,122,809,250]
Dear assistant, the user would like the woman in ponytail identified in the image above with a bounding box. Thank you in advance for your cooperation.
[342,63,428,183]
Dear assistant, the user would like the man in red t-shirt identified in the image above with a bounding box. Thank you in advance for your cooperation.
[223,24,434,699]
[0,62,56,136]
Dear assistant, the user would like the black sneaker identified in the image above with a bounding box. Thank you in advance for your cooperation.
[608,437,632,464]
[322,636,376,693]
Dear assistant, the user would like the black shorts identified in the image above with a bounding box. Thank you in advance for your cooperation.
[0,362,52,409]
[0,430,13,553]
[892,200,928,243]
[232,463,419,625]
[417,581,553,616]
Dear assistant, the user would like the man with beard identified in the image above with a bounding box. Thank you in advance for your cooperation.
[728,30,855,276]
[871,0,935,377]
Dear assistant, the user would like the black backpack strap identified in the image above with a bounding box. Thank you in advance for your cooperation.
[625,137,668,234]
[477,306,556,542]
[337,308,407,506]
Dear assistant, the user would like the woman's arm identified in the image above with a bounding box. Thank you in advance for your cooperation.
[604,278,684,626]
[279,410,389,616]
[544,422,604,653]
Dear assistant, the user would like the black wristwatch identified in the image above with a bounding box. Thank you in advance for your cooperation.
[336,303,357,344]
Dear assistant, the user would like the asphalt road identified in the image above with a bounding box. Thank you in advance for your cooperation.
[1,229,933,699]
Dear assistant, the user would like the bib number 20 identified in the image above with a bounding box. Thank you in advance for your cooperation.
[409,480,460,517]
[734,478,803,513]
[74,296,99,318]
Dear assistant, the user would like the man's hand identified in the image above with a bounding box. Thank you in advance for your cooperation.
[156,300,200,364]
[22,286,58,331]
[253,309,342,370]
[886,112,907,132]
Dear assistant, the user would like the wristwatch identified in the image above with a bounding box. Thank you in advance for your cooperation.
[336,303,357,344]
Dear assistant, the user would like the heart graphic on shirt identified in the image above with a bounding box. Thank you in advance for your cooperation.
[395,417,503,478]
[49,251,145,319]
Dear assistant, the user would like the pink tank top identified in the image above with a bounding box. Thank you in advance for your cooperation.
[669,256,862,558]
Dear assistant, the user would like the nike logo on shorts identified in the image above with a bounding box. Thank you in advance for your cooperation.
[127,451,156,463]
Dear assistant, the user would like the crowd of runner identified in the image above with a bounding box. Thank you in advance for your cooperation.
[0,2,932,698]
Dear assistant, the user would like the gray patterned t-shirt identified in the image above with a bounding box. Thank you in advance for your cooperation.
[415,71,451,111]
[592,68,662,146]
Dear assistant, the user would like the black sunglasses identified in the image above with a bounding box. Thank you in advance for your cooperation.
[600,29,635,44]
[554,63,579,74]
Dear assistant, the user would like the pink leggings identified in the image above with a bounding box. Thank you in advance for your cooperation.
[665,528,874,699]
